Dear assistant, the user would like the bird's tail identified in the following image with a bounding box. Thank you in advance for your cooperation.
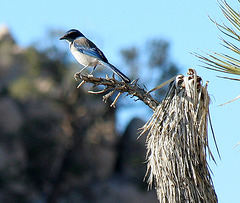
[100,61,131,83]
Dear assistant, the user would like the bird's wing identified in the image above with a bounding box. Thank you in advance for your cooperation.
[74,37,108,62]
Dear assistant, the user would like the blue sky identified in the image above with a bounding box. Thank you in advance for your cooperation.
[1,0,240,202]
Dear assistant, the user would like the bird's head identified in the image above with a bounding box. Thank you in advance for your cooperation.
[60,29,84,42]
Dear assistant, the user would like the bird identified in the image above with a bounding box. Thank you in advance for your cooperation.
[60,29,131,83]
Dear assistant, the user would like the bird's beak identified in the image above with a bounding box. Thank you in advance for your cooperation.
[59,36,66,40]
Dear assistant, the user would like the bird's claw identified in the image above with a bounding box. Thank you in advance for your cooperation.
[74,72,81,81]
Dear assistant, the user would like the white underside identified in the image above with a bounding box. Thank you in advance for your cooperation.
[70,43,100,68]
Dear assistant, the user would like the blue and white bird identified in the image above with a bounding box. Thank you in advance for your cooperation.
[60,29,131,83]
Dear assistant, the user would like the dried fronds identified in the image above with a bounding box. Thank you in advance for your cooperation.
[75,73,159,109]
[140,69,218,203]
[148,76,177,93]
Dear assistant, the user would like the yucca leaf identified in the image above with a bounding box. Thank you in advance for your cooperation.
[195,0,240,81]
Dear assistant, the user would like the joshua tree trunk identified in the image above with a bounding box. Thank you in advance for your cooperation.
[141,70,218,202]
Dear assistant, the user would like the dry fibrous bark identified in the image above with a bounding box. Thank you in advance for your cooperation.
[140,69,218,203]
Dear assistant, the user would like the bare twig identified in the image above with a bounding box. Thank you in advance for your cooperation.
[77,80,86,89]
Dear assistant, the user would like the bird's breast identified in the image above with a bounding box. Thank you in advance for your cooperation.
[70,45,98,67]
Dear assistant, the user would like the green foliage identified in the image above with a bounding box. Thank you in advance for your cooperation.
[8,76,37,99]
[195,0,240,81]
[8,30,70,100]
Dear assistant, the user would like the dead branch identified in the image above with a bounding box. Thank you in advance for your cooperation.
[75,73,159,110]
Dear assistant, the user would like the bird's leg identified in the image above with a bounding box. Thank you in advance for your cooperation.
[89,65,97,75]
[74,66,88,80]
